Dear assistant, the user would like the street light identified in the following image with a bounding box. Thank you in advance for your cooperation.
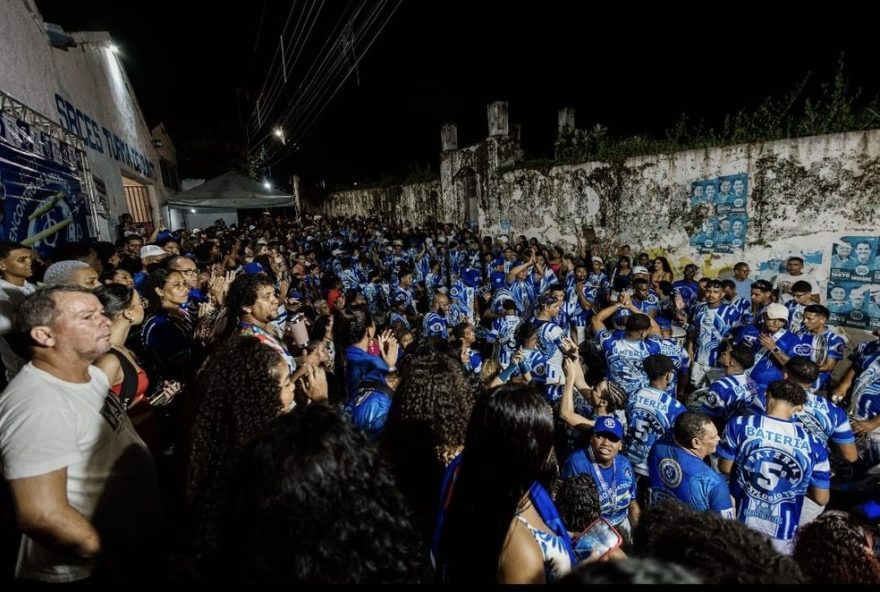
[263,180,272,190]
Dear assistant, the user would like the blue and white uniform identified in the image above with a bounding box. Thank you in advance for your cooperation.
[624,386,687,476]
[797,328,846,391]
[422,311,448,339]
[648,440,735,517]
[597,330,661,396]
[487,314,523,367]
[562,447,637,528]
[736,327,804,394]
[717,414,830,547]
[533,318,567,386]
[699,373,759,425]
[691,302,741,368]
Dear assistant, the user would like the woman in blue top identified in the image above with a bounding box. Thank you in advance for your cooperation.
[338,306,399,403]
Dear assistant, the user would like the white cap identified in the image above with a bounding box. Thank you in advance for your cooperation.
[764,302,789,321]
[632,265,649,275]
[191,228,201,234]
[140,245,168,259]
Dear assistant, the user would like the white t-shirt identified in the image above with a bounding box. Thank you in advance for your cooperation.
[773,272,819,303]
[0,364,161,582]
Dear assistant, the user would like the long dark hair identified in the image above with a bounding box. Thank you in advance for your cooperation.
[439,384,555,583]
[184,336,285,553]
[94,283,134,318]
[218,404,428,584]
[380,348,475,543]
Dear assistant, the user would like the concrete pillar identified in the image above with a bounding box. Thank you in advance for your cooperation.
[441,123,458,151]
[558,107,576,134]
[488,101,509,137]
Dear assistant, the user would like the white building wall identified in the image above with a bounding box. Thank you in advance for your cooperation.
[0,0,169,240]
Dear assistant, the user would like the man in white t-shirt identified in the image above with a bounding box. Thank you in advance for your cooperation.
[0,241,37,381]
[773,256,819,304]
[0,286,162,583]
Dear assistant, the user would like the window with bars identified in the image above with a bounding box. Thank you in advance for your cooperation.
[123,184,154,237]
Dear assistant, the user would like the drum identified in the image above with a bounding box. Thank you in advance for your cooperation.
[670,325,687,348]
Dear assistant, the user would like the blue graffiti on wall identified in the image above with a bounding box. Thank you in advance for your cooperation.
[54,94,156,180]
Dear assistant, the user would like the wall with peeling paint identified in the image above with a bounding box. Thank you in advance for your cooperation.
[307,180,443,224]
[306,128,880,303]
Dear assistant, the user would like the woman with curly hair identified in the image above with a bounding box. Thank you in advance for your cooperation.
[434,384,575,584]
[218,404,428,584]
[184,336,294,558]
[793,511,880,584]
[381,348,476,543]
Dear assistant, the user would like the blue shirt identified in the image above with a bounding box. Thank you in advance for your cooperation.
[699,373,759,424]
[625,386,687,475]
[648,440,734,517]
[533,318,567,385]
[422,312,449,339]
[796,329,846,390]
[851,358,880,421]
[717,414,830,541]
[344,386,392,441]
[563,448,636,527]
[487,314,522,367]
[344,345,390,400]
[672,279,700,312]
[690,302,741,366]
[736,327,804,393]
[598,330,662,395]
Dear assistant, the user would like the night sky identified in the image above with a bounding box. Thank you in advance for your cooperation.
[34,1,878,188]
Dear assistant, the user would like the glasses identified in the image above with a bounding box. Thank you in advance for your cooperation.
[172,268,198,275]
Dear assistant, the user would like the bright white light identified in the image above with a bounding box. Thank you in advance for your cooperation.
[263,181,272,190]
[109,44,119,53]
[274,128,284,138]
[190,208,196,213]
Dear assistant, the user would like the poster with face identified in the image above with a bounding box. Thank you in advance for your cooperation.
[688,173,748,254]
[827,236,880,329]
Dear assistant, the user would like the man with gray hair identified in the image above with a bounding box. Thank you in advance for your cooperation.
[42,260,101,289]
[0,286,161,582]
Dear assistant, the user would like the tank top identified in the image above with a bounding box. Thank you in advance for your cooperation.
[514,515,572,582]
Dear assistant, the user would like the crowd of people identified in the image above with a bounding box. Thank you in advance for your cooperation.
[0,213,878,584]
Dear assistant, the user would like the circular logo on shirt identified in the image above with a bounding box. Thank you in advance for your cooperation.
[792,343,812,357]
[851,311,865,321]
[732,239,742,248]
[659,458,683,488]
[734,198,745,208]
[856,265,869,276]
[742,449,804,503]
[704,240,714,248]
[532,363,546,377]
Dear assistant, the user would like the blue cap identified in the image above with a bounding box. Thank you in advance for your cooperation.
[490,271,506,289]
[461,267,481,288]
[593,416,624,440]
[493,256,505,267]
[243,262,265,275]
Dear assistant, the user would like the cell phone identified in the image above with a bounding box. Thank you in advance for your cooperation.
[572,517,622,560]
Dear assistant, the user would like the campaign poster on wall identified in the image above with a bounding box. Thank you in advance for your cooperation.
[688,173,748,254]
[0,112,93,258]
[826,236,880,330]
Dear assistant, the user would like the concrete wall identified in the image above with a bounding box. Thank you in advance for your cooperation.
[0,1,171,240]
[307,180,444,225]
[482,130,880,286]
[312,124,879,294]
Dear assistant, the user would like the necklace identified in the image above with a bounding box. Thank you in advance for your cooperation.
[587,445,618,509]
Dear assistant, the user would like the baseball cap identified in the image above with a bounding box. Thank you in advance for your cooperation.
[243,261,265,275]
[764,302,789,321]
[632,265,649,275]
[593,416,624,440]
[751,279,773,292]
[330,248,343,256]
[140,245,167,259]
[461,268,481,288]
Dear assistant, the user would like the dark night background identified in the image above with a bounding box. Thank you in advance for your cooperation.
[33,1,878,189]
